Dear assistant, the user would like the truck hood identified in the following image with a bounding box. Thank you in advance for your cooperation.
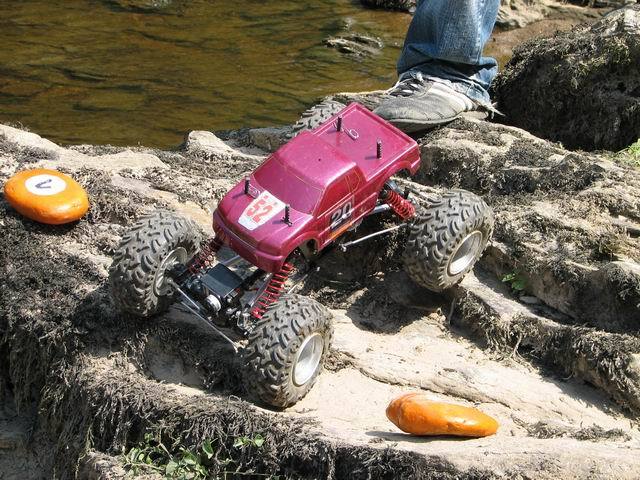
[214,178,313,256]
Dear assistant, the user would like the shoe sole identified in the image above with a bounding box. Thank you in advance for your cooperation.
[385,110,488,133]
[386,114,461,133]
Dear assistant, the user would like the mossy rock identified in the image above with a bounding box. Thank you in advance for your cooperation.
[493,5,640,151]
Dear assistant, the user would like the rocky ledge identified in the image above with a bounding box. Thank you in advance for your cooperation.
[2,96,640,478]
[494,4,640,151]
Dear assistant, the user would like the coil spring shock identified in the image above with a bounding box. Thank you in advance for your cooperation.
[188,235,224,275]
[251,262,294,319]
[384,189,415,220]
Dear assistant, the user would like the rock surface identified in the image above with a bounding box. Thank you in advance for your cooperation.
[497,0,574,29]
[359,0,620,29]
[360,0,416,12]
[2,97,640,478]
[0,393,51,479]
[102,0,177,13]
[324,33,384,56]
[494,4,640,151]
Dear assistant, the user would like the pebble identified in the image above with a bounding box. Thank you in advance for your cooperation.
[520,295,540,305]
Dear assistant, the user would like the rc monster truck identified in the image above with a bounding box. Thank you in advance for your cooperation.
[109,103,494,408]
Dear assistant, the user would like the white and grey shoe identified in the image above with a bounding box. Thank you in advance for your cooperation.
[374,72,481,132]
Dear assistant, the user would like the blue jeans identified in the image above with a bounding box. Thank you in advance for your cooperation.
[397,0,500,105]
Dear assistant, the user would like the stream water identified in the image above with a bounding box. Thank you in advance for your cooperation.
[0,0,588,149]
[0,0,412,148]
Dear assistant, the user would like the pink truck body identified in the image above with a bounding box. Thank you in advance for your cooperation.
[212,103,421,272]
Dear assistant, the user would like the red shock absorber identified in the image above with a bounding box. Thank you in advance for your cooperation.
[251,262,294,319]
[188,235,224,274]
[384,189,416,220]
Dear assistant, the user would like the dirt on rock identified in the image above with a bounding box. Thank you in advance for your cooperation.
[493,4,640,151]
[2,95,640,479]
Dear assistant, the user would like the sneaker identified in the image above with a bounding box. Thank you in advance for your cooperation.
[373,72,480,132]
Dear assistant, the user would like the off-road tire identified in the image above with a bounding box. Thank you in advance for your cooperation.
[243,294,333,408]
[109,210,202,317]
[403,189,494,292]
[291,100,346,136]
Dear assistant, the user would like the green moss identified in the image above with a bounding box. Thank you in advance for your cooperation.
[123,431,277,479]
[615,139,640,168]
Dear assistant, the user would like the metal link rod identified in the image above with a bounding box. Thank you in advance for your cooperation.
[339,224,406,251]
[169,280,238,352]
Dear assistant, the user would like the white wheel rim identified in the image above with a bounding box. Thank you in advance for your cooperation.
[293,333,324,386]
[154,247,188,296]
[447,231,483,276]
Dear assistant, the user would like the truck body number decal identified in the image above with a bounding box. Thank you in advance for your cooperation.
[239,190,285,231]
[330,200,353,231]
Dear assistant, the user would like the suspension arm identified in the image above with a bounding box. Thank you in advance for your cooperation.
[339,224,407,251]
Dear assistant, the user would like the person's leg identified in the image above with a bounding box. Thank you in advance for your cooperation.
[398,0,500,103]
[374,0,500,131]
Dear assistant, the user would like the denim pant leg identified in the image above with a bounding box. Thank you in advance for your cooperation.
[397,0,500,105]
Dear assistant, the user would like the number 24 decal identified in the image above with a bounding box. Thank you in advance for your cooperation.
[330,201,353,230]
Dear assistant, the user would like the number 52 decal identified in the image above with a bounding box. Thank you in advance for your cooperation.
[239,190,285,231]
[330,200,353,231]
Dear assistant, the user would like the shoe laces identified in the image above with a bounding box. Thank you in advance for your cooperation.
[386,72,431,97]
[386,72,505,117]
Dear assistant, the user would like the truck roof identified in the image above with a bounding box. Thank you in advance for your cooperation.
[312,102,417,183]
[251,103,416,213]
[266,131,355,191]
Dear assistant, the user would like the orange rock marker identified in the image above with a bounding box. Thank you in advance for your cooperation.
[4,169,89,225]
[386,392,499,437]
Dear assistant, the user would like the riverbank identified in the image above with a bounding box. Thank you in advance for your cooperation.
[2,3,639,479]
